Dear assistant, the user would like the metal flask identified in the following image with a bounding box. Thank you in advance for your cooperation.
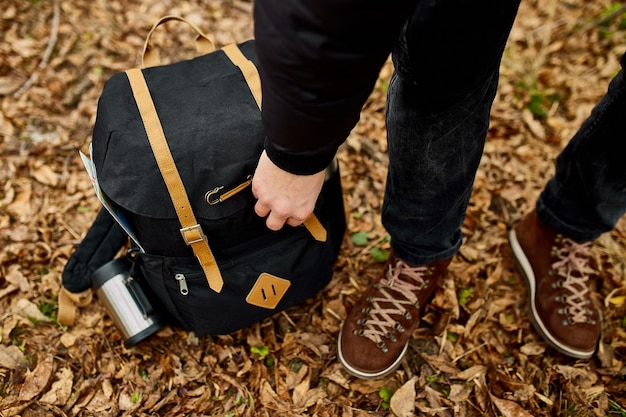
[92,257,164,347]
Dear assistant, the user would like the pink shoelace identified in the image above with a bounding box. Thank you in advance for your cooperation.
[358,261,430,350]
[552,237,595,325]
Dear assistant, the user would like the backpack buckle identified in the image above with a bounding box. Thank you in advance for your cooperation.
[180,224,205,245]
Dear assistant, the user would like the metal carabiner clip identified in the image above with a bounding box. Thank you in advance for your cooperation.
[205,186,225,205]
[204,175,253,206]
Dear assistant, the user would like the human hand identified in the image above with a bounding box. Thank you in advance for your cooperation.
[252,151,325,231]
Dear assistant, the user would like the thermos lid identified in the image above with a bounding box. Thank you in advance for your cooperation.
[91,257,132,290]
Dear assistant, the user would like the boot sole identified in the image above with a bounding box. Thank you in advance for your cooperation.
[336,324,408,380]
[509,229,595,359]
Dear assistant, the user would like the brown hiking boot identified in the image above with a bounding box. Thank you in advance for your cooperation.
[337,255,452,379]
[509,210,599,359]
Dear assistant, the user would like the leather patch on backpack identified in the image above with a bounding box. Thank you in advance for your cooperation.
[246,273,291,309]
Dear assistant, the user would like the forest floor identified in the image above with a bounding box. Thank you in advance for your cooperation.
[1,0,626,416]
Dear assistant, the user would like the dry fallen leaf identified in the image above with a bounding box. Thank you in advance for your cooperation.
[292,376,310,408]
[18,354,55,401]
[491,394,534,417]
[286,363,308,390]
[259,379,281,409]
[0,109,15,136]
[39,366,74,405]
[300,387,327,409]
[520,342,547,356]
[5,264,30,293]
[0,345,27,369]
[421,353,460,374]
[5,180,33,223]
[13,298,50,323]
[453,365,487,381]
[553,364,597,387]
[418,385,451,417]
[389,376,416,417]
[447,383,473,403]
[31,164,59,187]
[0,76,24,96]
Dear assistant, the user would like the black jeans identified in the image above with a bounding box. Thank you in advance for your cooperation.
[537,53,626,242]
[383,0,626,264]
[383,0,521,265]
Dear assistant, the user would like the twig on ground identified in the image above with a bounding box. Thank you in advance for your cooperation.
[580,4,626,32]
[452,342,488,363]
[13,0,61,99]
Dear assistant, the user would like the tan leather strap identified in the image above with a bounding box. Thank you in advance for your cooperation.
[125,68,224,293]
[142,15,216,68]
[222,44,328,242]
[221,44,262,109]
[303,215,327,242]
[57,287,93,326]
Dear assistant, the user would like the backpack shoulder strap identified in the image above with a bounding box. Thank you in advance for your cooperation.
[221,44,262,109]
[125,67,224,293]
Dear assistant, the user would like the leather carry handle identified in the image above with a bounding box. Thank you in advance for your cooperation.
[142,15,216,68]
[126,68,224,293]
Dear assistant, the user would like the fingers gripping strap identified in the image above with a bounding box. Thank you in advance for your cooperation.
[222,44,328,242]
[125,68,224,293]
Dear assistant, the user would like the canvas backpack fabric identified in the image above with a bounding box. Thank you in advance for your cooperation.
[67,16,346,335]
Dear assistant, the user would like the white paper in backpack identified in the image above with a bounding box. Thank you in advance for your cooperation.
[79,145,145,252]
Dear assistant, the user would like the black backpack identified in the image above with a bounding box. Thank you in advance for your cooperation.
[61,16,346,336]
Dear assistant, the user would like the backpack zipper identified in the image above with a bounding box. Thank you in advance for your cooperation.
[175,273,189,295]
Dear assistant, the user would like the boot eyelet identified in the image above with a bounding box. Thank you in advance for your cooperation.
[404,311,412,320]
[353,329,364,336]
[394,322,405,333]
[377,342,389,353]
[563,316,576,325]
[361,307,371,315]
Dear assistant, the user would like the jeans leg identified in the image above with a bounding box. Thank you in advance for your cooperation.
[383,0,520,266]
[536,52,626,242]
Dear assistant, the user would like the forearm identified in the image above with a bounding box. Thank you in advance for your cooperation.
[254,0,415,174]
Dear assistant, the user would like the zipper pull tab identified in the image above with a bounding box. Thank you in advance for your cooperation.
[175,273,189,295]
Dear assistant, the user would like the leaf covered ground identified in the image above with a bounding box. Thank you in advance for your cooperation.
[1,0,626,416]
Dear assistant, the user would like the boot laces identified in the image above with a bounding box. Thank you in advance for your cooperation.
[552,237,594,324]
[359,260,429,347]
